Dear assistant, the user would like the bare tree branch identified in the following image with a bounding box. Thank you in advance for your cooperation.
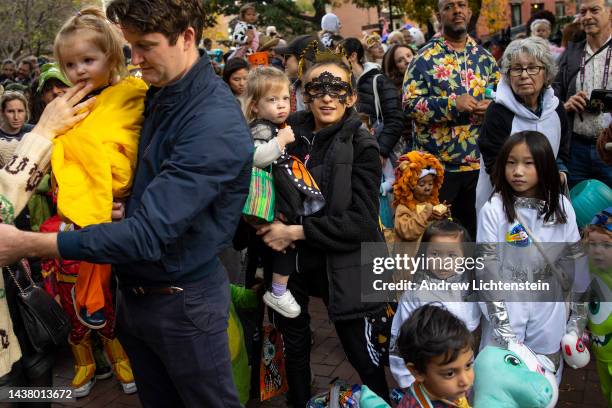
[0,0,81,60]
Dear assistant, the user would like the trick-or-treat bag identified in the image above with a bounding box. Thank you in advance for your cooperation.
[260,324,288,400]
[242,166,275,224]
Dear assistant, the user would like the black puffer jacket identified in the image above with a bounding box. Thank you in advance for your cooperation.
[286,110,388,320]
[356,63,405,158]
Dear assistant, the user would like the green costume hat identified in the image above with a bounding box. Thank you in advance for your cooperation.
[36,63,71,93]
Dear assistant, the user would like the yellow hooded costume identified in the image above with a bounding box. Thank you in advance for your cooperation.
[52,76,147,226]
[52,77,147,315]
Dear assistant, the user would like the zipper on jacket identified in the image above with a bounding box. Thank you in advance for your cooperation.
[301,133,317,168]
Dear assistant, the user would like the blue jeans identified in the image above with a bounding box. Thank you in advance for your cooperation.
[116,265,241,408]
[568,137,612,189]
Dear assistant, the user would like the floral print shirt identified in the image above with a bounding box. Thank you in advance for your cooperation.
[402,36,500,172]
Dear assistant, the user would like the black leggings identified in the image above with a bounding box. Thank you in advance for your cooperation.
[272,264,389,407]
[272,247,296,277]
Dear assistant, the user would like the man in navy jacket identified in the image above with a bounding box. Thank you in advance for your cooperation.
[0,1,252,406]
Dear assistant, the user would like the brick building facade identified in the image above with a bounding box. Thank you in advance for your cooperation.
[477,0,578,38]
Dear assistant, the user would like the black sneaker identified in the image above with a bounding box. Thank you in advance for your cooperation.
[95,364,112,380]
[92,339,112,380]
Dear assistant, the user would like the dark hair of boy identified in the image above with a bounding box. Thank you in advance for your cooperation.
[339,37,364,64]
[398,304,473,374]
[491,130,567,224]
[106,0,205,46]
[421,219,471,243]
[419,219,474,258]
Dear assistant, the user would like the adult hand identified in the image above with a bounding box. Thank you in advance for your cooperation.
[33,82,96,140]
[473,99,492,116]
[564,91,588,113]
[559,171,568,188]
[455,94,479,113]
[0,224,24,266]
[257,221,298,252]
[111,201,125,221]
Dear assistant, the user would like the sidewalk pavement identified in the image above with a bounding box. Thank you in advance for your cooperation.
[46,297,606,408]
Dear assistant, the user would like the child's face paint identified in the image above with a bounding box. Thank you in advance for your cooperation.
[414,174,435,202]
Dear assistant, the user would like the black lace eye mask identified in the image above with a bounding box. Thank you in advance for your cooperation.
[304,71,352,104]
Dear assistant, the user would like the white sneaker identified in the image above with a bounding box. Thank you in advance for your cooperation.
[121,381,138,395]
[263,290,301,318]
[73,378,95,398]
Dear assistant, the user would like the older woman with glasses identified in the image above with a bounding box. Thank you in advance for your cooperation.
[475,36,571,212]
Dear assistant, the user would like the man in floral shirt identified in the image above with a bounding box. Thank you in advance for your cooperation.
[402,0,500,237]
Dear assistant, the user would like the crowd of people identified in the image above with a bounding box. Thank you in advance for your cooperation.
[0,0,610,407]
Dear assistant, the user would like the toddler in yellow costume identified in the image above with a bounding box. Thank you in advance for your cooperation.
[42,6,145,397]
[52,7,146,329]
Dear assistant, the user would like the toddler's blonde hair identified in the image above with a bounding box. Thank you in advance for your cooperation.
[54,6,127,84]
[243,66,290,122]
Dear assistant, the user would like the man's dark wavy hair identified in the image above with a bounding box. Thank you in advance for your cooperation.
[106,0,205,46]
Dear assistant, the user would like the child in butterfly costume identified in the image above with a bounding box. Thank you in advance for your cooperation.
[243,67,325,318]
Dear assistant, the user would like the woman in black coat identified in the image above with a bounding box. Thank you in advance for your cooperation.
[340,38,406,162]
[256,60,390,407]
